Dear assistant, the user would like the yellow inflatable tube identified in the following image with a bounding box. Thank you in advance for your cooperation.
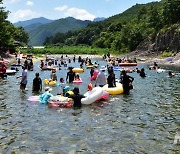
[102,82,123,95]
[44,79,56,86]
[72,68,84,73]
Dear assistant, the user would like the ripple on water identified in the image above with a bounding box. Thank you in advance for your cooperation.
[0,60,179,153]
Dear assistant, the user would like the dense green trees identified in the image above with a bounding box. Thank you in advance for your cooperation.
[44,0,179,54]
[0,0,28,51]
[162,0,180,25]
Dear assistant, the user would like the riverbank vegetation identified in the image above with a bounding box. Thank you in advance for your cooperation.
[0,0,29,52]
[19,45,123,56]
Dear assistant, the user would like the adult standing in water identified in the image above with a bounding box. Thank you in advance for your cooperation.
[17,66,28,91]
[66,67,75,83]
[32,73,42,93]
[73,55,76,62]
[120,70,134,94]
[40,59,44,69]
[107,69,116,88]
[95,66,107,87]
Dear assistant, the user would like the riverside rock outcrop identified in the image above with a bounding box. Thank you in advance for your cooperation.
[136,24,180,53]
[154,24,180,52]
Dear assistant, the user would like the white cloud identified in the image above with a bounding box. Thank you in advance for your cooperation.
[65,8,95,21]
[4,0,20,4]
[13,9,37,21]
[26,1,34,6]
[54,5,68,11]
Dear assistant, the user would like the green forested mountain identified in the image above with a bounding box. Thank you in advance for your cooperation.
[45,0,180,53]
[14,17,53,27]
[27,17,92,46]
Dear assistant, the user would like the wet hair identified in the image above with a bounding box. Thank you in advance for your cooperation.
[73,87,79,94]
[121,70,126,76]
[68,67,73,70]
[75,74,79,78]
[141,68,145,72]
[35,73,39,76]
[60,77,64,82]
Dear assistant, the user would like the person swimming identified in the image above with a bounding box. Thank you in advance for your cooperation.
[140,68,146,77]
[168,71,175,78]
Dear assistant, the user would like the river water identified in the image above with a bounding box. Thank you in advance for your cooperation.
[0,58,179,153]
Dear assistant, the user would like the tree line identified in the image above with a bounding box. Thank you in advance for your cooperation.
[44,0,180,53]
[0,0,28,52]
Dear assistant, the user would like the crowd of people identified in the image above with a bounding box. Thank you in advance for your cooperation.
[0,54,176,109]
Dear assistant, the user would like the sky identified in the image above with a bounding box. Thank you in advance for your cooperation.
[3,0,160,23]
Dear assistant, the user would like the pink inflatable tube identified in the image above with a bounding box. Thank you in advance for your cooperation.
[73,78,83,84]
[27,96,40,102]
[97,91,109,101]
[91,70,99,81]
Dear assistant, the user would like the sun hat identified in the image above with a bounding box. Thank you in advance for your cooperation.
[64,86,70,92]
[45,86,52,91]
[100,66,106,71]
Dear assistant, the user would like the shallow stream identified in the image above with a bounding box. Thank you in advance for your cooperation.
[0,58,179,153]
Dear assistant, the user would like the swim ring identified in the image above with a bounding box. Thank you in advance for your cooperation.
[72,68,84,73]
[81,87,103,105]
[102,82,123,95]
[44,79,56,86]
[73,78,83,84]
[27,96,40,102]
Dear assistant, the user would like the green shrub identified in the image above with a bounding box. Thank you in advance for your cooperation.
[161,51,174,57]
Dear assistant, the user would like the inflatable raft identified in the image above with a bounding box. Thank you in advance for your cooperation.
[6,70,17,75]
[27,96,40,102]
[102,82,123,95]
[97,91,109,101]
[81,87,104,105]
[48,95,72,108]
[119,63,137,66]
